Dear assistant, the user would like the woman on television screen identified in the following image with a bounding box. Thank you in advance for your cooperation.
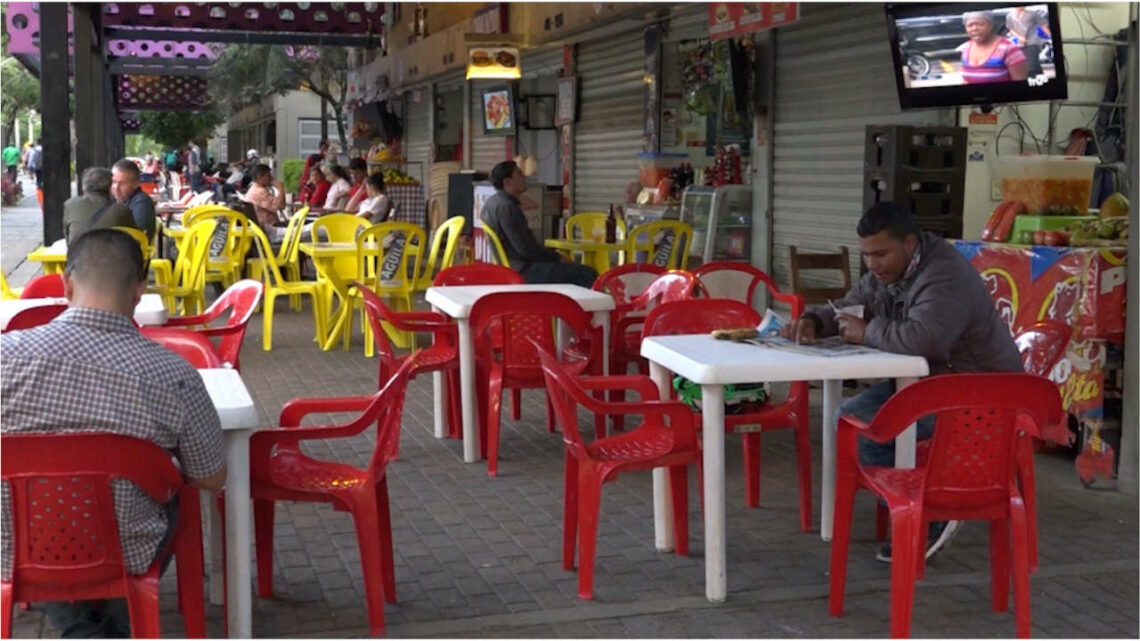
[958,10,1028,84]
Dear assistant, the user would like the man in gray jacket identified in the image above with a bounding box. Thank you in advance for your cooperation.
[64,167,139,245]
[481,161,597,288]
[783,201,1023,561]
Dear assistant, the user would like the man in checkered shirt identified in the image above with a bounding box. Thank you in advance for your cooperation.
[1,229,226,637]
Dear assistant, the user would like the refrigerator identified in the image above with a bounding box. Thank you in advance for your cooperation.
[679,185,754,266]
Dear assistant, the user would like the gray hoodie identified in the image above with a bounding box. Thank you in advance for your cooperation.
[804,232,1023,376]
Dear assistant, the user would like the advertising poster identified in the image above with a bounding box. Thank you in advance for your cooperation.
[709,3,799,40]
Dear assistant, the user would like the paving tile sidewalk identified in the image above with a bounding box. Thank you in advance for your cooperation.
[3,200,1137,638]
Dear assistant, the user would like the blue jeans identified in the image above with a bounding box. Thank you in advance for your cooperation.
[42,499,178,638]
[834,380,936,467]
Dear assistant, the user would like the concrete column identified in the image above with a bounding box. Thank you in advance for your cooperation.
[73,3,99,195]
[39,2,70,244]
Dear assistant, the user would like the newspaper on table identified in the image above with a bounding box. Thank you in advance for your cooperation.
[750,308,877,357]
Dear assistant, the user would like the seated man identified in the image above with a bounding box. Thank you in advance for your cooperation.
[244,163,287,242]
[64,167,138,245]
[1,228,226,637]
[480,160,598,288]
[782,201,1023,562]
[111,158,157,240]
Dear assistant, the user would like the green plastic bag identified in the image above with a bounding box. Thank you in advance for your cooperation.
[673,376,768,414]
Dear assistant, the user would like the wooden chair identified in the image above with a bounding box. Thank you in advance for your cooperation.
[788,245,852,305]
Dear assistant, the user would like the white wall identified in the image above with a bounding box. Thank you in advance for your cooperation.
[958,3,1132,238]
[274,90,326,160]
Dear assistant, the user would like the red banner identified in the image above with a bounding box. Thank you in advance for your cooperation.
[709,3,799,40]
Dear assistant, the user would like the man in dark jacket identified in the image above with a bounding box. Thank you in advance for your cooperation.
[64,167,139,245]
[783,201,1023,561]
[111,159,157,240]
[480,161,597,287]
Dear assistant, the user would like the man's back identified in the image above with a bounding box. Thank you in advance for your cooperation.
[63,192,138,245]
[124,189,158,239]
[1,308,224,576]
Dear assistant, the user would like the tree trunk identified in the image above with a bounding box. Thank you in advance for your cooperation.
[332,103,348,153]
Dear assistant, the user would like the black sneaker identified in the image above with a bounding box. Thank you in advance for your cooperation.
[874,520,962,564]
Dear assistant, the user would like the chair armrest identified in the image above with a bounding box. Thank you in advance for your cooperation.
[278,395,376,427]
[151,259,173,286]
[577,375,660,401]
[163,314,211,327]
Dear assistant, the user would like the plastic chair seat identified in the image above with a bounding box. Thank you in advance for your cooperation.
[583,424,679,463]
[260,449,367,499]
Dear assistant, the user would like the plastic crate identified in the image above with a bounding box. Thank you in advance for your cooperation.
[1009,214,1097,237]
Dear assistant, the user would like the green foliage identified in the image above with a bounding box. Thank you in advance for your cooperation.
[125,134,164,158]
[1,57,40,145]
[280,158,305,196]
[139,110,224,151]
[209,45,351,150]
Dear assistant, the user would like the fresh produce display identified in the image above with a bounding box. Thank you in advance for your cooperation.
[376,167,418,185]
[981,200,1027,242]
[1068,217,1128,246]
[1098,192,1130,218]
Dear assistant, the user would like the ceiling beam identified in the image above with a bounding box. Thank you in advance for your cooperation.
[104,27,381,48]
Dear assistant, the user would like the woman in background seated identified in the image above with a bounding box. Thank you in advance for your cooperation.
[351,173,393,224]
[299,165,331,208]
[322,164,352,211]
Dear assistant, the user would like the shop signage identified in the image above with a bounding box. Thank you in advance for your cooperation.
[708,3,799,40]
[466,46,521,80]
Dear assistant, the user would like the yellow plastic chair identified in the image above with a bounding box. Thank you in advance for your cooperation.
[415,215,465,291]
[191,210,253,289]
[150,219,217,315]
[479,224,511,267]
[246,222,329,351]
[345,221,427,355]
[624,220,693,271]
[1,272,20,300]
[565,212,627,242]
[247,206,309,311]
[182,204,238,229]
[112,226,151,259]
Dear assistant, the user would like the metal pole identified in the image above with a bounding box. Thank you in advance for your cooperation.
[462,80,472,170]
[1117,3,1138,496]
[39,2,70,245]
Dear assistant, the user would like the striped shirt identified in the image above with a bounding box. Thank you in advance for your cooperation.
[959,38,1027,84]
[2,308,224,577]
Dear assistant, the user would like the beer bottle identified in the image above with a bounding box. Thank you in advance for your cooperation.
[605,204,617,243]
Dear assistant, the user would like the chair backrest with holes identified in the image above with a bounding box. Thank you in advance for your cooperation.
[1,433,184,590]
[625,220,692,270]
[356,222,426,295]
[693,261,805,318]
[642,299,761,339]
[871,373,1063,510]
[593,263,666,305]
[1013,321,1071,378]
[4,304,68,332]
[433,263,523,287]
[470,292,598,379]
[788,245,852,305]
[19,274,65,299]
[140,327,225,368]
[418,216,466,289]
[566,212,627,242]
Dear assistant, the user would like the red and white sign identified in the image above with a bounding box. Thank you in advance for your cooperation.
[709,3,798,40]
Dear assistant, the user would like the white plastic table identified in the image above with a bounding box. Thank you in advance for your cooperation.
[639,334,929,603]
[0,294,168,330]
[424,284,616,463]
[198,368,259,638]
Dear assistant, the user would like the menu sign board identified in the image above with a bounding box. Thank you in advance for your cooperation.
[709,3,799,40]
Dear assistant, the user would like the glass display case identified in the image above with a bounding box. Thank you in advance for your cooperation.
[680,185,753,265]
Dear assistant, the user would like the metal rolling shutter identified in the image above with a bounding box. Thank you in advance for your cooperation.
[469,79,509,173]
[403,87,432,185]
[574,34,645,214]
[521,46,564,81]
[770,3,954,288]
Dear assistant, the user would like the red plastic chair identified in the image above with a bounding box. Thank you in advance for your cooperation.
[18,274,64,299]
[828,373,1065,639]
[643,297,813,531]
[1,433,207,638]
[2,303,68,331]
[692,261,776,307]
[432,263,524,287]
[140,327,225,368]
[469,292,601,476]
[1013,320,1072,572]
[162,279,263,370]
[535,343,699,600]
[354,280,460,446]
[247,356,418,638]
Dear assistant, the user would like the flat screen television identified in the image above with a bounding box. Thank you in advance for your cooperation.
[481,86,517,136]
[885,3,1066,109]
